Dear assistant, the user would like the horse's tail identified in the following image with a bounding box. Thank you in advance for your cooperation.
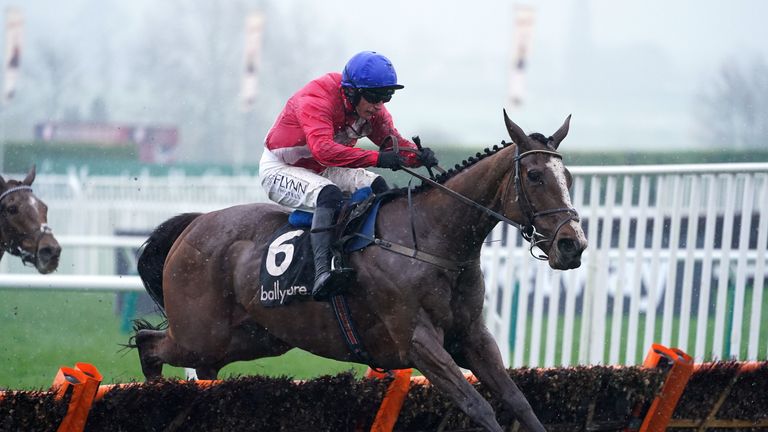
[137,213,202,311]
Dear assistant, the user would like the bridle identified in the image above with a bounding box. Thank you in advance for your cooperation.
[502,144,580,260]
[0,185,53,267]
[399,141,579,260]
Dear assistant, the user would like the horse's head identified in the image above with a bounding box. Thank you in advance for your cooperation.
[0,165,61,273]
[501,110,587,270]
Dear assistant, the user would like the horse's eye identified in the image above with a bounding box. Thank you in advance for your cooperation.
[527,171,543,183]
[4,205,18,215]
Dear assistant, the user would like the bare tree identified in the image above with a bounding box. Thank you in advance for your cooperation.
[0,36,85,142]
[126,0,245,163]
[695,57,768,149]
[26,38,84,120]
[127,0,339,165]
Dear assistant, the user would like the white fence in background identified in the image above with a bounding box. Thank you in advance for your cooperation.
[482,163,768,368]
[0,169,268,276]
[2,164,767,368]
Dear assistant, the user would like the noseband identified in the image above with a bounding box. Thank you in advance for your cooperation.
[506,146,580,260]
[0,185,53,267]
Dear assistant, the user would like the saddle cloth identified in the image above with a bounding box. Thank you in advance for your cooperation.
[258,187,382,307]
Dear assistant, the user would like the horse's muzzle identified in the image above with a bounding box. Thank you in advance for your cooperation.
[548,226,587,270]
[36,236,61,274]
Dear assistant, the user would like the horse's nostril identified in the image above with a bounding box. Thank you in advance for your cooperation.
[39,245,61,261]
[558,238,578,255]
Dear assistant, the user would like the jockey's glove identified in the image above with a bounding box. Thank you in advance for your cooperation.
[377,151,404,170]
[418,147,439,168]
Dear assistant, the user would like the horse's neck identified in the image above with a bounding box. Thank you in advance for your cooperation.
[415,146,517,259]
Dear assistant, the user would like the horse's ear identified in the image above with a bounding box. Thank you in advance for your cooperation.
[503,109,529,149]
[22,164,36,186]
[0,173,5,190]
[550,114,572,149]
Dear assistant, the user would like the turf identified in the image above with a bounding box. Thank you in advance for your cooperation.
[4,285,766,390]
[0,290,367,390]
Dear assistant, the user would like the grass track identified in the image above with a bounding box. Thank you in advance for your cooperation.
[4,285,767,390]
[0,290,366,390]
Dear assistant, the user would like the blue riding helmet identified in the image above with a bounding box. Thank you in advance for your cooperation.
[341,51,404,90]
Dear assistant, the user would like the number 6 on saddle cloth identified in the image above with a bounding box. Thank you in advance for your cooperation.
[258,186,381,307]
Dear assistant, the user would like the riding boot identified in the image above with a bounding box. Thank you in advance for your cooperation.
[310,207,337,301]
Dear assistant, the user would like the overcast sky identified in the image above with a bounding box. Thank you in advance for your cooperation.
[3,0,768,156]
[332,0,768,150]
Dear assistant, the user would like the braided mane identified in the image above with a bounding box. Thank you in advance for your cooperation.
[398,133,551,195]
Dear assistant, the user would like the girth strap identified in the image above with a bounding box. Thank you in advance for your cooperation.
[329,293,373,364]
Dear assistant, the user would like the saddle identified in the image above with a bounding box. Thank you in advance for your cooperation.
[258,187,387,307]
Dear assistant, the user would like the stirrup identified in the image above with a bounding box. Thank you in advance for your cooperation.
[330,255,354,274]
[312,258,355,301]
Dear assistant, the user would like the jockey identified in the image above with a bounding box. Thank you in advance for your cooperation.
[260,51,439,301]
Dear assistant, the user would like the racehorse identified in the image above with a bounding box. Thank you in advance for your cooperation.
[133,111,587,432]
[0,165,60,273]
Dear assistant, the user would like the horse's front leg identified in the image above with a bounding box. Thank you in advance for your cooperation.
[458,320,545,432]
[408,310,504,432]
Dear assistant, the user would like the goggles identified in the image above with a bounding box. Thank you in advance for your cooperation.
[360,88,394,104]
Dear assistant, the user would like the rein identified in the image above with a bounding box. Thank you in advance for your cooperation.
[0,185,53,267]
[400,165,526,231]
[368,136,580,271]
[400,147,579,260]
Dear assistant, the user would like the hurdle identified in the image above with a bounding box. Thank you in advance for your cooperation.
[2,344,766,432]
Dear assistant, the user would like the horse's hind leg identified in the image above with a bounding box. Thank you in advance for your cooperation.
[136,326,222,381]
[196,322,293,380]
[150,321,294,381]
[135,328,170,381]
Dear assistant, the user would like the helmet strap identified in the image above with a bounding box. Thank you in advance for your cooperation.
[343,87,361,108]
